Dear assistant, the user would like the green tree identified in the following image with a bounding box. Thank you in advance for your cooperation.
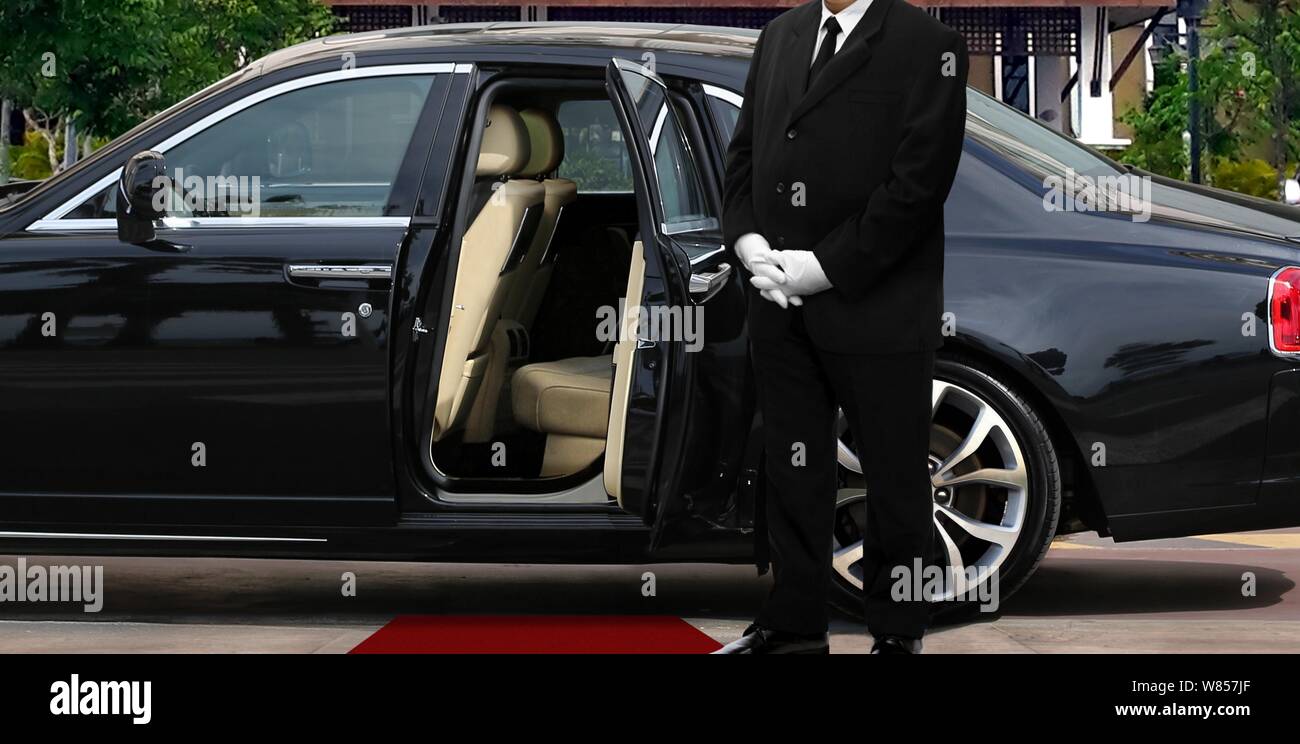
[0,0,335,173]
[1120,0,1300,190]
[1119,55,1191,178]
[1213,0,1300,178]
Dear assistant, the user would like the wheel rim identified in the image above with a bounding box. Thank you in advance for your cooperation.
[831,379,1029,603]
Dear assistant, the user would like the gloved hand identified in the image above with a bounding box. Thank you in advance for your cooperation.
[733,232,776,273]
[750,262,803,309]
[748,249,833,299]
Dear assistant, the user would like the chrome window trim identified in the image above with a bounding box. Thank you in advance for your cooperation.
[702,84,743,108]
[662,217,720,235]
[0,530,325,543]
[30,62,464,231]
[612,56,666,87]
[688,245,726,266]
[27,216,411,232]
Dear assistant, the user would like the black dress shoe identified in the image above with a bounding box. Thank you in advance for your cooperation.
[870,635,923,654]
[712,624,830,654]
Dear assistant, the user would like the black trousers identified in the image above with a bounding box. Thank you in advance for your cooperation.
[751,307,936,638]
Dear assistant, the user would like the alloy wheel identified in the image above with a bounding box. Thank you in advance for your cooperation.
[831,380,1029,602]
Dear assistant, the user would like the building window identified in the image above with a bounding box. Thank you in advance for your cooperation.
[1000,55,1032,114]
[439,5,521,23]
[332,5,414,32]
[546,7,783,28]
[941,8,1079,56]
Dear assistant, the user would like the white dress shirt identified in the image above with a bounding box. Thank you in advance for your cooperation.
[810,0,874,65]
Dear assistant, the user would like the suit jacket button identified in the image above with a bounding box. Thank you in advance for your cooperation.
[776,182,785,194]
[777,236,786,247]
[786,129,797,140]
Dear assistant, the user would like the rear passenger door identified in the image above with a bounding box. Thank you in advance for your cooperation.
[602,59,753,547]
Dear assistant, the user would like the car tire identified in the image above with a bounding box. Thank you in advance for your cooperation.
[825,354,1062,622]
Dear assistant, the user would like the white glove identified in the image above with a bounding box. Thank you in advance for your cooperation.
[733,232,775,272]
[751,262,803,308]
[749,249,832,298]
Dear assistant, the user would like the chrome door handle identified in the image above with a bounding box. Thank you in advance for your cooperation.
[689,262,731,301]
[286,264,393,280]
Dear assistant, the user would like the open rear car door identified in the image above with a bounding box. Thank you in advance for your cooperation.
[603,58,752,548]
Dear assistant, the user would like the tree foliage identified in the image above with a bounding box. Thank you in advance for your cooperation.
[1119,0,1300,191]
[0,0,335,171]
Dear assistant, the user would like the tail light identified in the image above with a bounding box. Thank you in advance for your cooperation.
[1269,266,1300,354]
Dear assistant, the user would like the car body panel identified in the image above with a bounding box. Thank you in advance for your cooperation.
[1,23,1300,562]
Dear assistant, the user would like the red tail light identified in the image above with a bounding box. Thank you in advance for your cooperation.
[1269,266,1300,354]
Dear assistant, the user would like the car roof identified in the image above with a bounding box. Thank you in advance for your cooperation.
[257,22,760,75]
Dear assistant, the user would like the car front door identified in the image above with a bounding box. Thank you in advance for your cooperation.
[0,66,457,527]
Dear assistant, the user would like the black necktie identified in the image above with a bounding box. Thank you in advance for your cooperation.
[807,16,842,88]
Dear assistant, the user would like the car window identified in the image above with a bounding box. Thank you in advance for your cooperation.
[555,99,635,193]
[616,69,719,233]
[707,97,740,145]
[62,75,434,220]
[62,183,119,219]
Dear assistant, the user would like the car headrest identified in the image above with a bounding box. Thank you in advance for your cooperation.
[517,108,565,178]
[476,104,530,177]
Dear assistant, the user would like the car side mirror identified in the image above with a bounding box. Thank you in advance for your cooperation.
[116,150,190,252]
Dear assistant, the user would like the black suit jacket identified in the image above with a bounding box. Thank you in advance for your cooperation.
[723,0,969,353]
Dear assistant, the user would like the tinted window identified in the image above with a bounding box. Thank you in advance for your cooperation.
[555,99,634,193]
[63,75,433,220]
[616,67,718,233]
[63,184,118,219]
[707,97,740,145]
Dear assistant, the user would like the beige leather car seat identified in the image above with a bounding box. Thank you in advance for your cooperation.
[509,240,645,482]
[512,355,613,476]
[501,108,577,329]
[432,104,545,442]
[462,108,579,444]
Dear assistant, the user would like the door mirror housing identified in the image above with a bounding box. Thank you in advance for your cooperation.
[116,150,168,244]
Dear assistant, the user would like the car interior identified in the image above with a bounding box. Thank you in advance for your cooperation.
[426,76,651,500]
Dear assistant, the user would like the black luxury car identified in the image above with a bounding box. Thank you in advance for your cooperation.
[2,22,1300,616]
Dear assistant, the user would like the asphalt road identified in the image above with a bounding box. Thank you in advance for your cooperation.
[1,527,1298,653]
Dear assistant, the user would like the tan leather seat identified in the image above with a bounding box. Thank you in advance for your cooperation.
[432,104,545,442]
[462,108,577,443]
[512,355,613,476]
[501,108,577,329]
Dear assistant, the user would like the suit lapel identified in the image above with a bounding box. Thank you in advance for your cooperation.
[787,0,896,128]
[781,2,822,111]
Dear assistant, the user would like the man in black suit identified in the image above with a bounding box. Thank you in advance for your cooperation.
[715,0,968,654]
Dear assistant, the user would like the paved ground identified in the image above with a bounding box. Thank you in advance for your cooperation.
[1,527,1298,653]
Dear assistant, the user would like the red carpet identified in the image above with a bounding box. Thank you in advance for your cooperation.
[349,615,722,654]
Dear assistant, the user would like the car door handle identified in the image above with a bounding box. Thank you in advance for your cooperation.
[689,262,731,302]
[286,264,393,280]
